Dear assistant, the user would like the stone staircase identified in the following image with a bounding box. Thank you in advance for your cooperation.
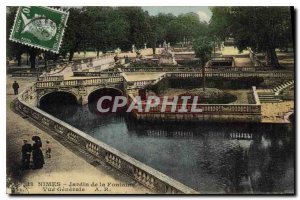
[258,91,282,103]
[273,80,294,96]
[258,80,294,103]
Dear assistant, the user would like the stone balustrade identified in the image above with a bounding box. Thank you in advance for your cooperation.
[38,75,64,81]
[120,66,276,73]
[166,71,293,79]
[126,73,166,90]
[134,103,261,114]
[133,80,155,87]
[70,53,116,72]
[16,87,199,194]
[229,132,253,140]
[35,77,124,89]
[127,91,261,122]
[73,71,122,77]
[72,53,116,64]
[11,71,42,77]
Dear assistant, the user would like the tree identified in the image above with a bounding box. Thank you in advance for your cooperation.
[6,7,27,66]
[117,7,152,50]
[152,13,176,46]
[210,7,293,68]
[193,36,213,91]
[168,13,209,45]
[85,7,129,56]
[60,8,91,61]
[209,7,232,42]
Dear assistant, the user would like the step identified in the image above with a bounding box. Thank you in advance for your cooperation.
[258,94,275,97]
[258,92,274,95]
[258,95,275,97]
[259,97,276,99]
[260,97,274,99]
[259,97,276,100]
[260,99,282,103]
[259,94,275,97]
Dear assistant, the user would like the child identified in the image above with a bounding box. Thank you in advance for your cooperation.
[45,140,52,158]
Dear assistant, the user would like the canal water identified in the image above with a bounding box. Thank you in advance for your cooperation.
[40,99,295,194]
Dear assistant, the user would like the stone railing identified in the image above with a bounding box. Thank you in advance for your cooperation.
[73,71,122,77]
[208,67,274,72]
[38,75,64,81]
[16,87,198,194]
[71,53,116,72]
[11,71,42,77]
[125,74,166,90]
[121,67,194,72]
[229,132,253,140]
[166,71,293,79]
[35,77,124,89]
[10,53,117,77]
[11,62,71,78]
[131,100,261,115]
[88,63,115,72]
[120,66,279,73]
[128,93,261,122]
[72,52,116,63]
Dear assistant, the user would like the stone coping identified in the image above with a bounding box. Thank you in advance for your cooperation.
[252,86,261,105]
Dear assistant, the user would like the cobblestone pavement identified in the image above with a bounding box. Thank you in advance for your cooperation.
[6,76,153,194]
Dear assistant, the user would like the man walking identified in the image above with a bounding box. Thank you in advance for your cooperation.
[21,139,32,170]
[12,81,19,95]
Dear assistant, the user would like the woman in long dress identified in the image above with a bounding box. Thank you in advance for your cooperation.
[32,136,45,169]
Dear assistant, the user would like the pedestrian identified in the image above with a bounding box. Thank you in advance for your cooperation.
[45,140,52,158]
[35,135,42,148]
[114,55,119,62]
[31,136,45,169]
[21,139,32,170]
[12,81,19,95]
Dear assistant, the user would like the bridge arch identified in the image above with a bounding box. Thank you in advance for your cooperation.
[38,90,79,107]
[87,87,124,103]
[87,87,124,114]
[38,91,79,117]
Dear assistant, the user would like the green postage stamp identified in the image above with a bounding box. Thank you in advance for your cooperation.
[9,6,69,53]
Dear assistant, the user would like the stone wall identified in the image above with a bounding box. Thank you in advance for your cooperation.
[128,86,262,123]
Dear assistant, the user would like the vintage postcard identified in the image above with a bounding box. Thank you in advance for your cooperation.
[6,6,295,195]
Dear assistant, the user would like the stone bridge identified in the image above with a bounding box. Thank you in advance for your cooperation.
[35,76,124,106]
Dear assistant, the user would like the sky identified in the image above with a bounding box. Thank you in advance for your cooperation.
[142,6,212,22]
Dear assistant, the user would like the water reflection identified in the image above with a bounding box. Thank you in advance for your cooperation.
[40,102,294,194]
[248,129,294,194]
